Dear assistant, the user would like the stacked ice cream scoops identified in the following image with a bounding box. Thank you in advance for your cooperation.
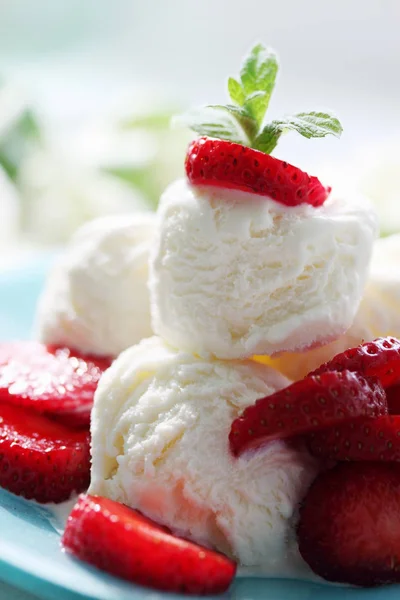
[34,46,380,576]
[83,169,377,577]
[27,45,400,593]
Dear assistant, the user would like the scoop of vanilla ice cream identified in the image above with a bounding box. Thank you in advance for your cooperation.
[89,336,318,574]
[266,234,400,381]
[149,179,378,359]
[36,213,155,357]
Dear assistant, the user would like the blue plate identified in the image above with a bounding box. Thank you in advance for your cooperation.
[0,257,398,600]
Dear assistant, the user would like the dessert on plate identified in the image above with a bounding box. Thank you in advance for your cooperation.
[1,42,400,595]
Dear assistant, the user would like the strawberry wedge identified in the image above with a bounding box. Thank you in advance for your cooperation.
[308,415,400,462]
[298,462,400,586]
[229,370,387,456]
[0,402,90,503]
[185,137,331,207]
[310,337,400,389]
[0,342,111,427]
[62,495,236,595]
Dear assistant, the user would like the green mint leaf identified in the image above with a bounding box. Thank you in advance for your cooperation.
[243,90,270,127]
[172,106,251,145]
[253,124,281,154]
[272,111,343,140]
[207,104,258,141]
[227,77,245,106]
[240,43,278,121]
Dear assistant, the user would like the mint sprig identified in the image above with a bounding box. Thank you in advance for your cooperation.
[175,43,343,154]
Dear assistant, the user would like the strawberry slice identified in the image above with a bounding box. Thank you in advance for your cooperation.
[387,384,400,414]
[308,415,400,462]
[185,137,331,207]
[0,403,90,503]
[62,495,236,595]
[229,370,387,456]
[311,337,400,389]
[298,461,400,586]
[0,342,111,427]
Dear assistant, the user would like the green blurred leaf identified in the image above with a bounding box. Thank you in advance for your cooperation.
[0,109,41,181]
[104,166,159,210]
[119,109,177,131]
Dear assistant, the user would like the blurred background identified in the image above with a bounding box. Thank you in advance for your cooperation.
[0,0,399,266]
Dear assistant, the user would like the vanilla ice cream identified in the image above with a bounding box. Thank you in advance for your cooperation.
[149,179,378,359]
[36,213,155,357]
[265,234,400,381]
[89,336,319,575]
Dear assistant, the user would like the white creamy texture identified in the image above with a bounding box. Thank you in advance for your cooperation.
[89,336,318,575]
[149,179,378,359]
[268,234,400,381]
[36,213,155,357]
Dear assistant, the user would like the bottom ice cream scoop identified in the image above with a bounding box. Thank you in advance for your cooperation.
[89,336,319,575]
[35,212,155,358]
[262,234,400,381]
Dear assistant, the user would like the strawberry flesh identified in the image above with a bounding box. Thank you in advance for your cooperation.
[0,402,90,503]
[298,461,400,586]
[0,342,111,427]
[185,137,331,208]
[386,384,400,414]
[229,370,387,456]
[62,494,236,595]
[308,415,400,462]
[311,337,400,389]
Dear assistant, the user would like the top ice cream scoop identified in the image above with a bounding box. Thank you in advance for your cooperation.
[149,178,378,359]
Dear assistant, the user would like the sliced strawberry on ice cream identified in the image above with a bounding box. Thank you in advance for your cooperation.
[62,495,236,595]
[308,415,400,462]
[298,461,400,586]
[0,342,111,427]
[229,370,387,456]
[386,384,400,414]
[0,402,90,503]
[185,137,331,207]
[311,337,400,389]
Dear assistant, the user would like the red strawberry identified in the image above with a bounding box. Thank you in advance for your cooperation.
[308,415,400,462]
[0,342,111,428]
[0,402,90,503]
[386,384,400,414]
[62,495,236,595]
[311,337,400,389]
[185,137,331,208]
[298,461,400,586]
[229,370,387,456]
